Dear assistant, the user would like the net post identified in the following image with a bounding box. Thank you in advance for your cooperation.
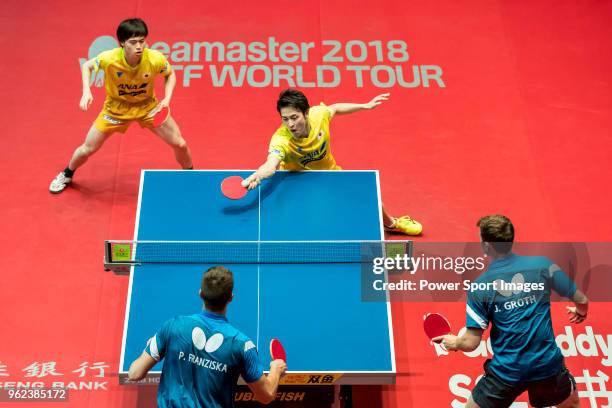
[104,240,134,275]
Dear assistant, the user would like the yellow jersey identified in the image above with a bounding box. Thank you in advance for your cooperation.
[268,104,341,171]
[94,47,172,115]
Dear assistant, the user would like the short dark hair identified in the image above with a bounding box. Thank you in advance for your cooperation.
[277,89,310,115]
[117,18,148,43]
[200,266,234,312]
[477,215,514,254]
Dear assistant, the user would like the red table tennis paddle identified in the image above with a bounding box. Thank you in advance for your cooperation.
[270,338,286,362]
[423,313,451,343]
[221,176,248,200]
[150,106,169,127]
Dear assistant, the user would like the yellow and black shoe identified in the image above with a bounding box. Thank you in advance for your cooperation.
[384,216,423,236]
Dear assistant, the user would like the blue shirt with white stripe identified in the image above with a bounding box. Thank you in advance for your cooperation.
[144,311,264,408]
[466,253,577,383]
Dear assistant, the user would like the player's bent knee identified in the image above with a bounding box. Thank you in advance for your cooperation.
[173,138,188,150]
[77,144,95,157]
[83,143,103,156]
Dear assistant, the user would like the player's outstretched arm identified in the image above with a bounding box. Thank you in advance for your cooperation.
[247,359,287,404]
[127,351,157,381]
[328,92,390,116]
[566,289,589,324]
[80,58,96,111]
[242,155,281,190]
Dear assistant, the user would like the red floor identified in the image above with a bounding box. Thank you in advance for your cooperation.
[1,1,610,406]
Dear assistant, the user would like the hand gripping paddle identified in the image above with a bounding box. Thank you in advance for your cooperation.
[423,313,451,343]
[149,106,169,127]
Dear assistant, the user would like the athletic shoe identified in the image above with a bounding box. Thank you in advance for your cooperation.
[49,172,72,194]
[385,216,423,236]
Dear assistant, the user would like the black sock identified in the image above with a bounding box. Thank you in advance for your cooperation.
[63,167,75,178]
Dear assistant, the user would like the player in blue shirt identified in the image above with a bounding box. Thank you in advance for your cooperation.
[128,266,287,407]
[434,215,588,408]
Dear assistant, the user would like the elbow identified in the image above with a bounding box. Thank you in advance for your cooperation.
[257,393,275,405]
[127,373,141,382]
[464,342,480,353]
[458,336,481,353]
[127,370,143,382]
[253,386,277,405]
[464,336,483,352]
[574,289,589,304]
[127,365,145,382]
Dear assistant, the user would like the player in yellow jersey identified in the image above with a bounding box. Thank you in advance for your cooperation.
[49,18,193,193]
[243,89,422,235]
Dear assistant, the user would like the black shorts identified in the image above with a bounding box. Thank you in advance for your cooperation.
[471,360,576,408]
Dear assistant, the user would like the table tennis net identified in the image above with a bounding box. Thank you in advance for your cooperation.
[104,240,412,272]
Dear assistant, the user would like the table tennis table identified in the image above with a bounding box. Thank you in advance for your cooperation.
[115,170,396,385]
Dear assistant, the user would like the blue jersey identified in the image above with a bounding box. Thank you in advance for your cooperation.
[466,254,577,383]
[144,311,264,408]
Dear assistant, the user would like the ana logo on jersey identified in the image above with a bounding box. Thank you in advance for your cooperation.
[494,273,525,297]
[299,140,328,166]
[192,327,224,353]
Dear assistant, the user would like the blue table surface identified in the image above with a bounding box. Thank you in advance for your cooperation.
[121,170,394,377]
